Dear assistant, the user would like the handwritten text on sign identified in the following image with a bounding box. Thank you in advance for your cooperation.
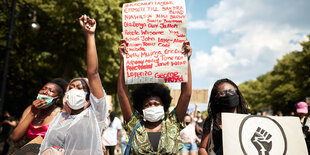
[122,0,187,84]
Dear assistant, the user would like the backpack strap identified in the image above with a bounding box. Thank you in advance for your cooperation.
[303,116,309,126]
[208,119,216,155]
[124,120,144,155]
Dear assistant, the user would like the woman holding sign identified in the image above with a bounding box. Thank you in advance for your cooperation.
[118,39,192,154]
[198,79,249,155]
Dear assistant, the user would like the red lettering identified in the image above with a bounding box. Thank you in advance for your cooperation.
[154,72,184,82]
[127,71,152,78]
[171,60,186,66]
[124,22,146,29]
[158,43,170,47]
[142,42,156,46]
[126,64,153,72]
[141,30,164,35]
[160,23,178,29]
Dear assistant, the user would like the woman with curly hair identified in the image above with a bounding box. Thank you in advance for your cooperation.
[117,39,192,154]
[198,78,249,155]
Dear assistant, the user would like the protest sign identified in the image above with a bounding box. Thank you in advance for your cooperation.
[222,113,307,155]
[122,0,187,84]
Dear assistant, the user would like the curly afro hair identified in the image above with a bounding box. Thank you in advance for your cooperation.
[132,83,172,115]
[49,78,68,99]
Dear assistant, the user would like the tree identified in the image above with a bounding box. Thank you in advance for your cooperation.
[239,36,310,114]
[0,0,135,117]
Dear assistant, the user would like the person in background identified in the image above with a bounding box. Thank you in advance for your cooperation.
[119,115,127,154]
[199,78,249,155]
[192,103,204,140]
[39,15,108,154]
[180,114,200,155]
[195,111,205,140]
[117,39,192,154]
[12,78,68,143]
[296,101,310,154]
[0,110,17,155]
[275,111,283,116]
[102,111,123,155]
[290,111,296,116]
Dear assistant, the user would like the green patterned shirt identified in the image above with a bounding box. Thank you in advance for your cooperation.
[124,108,184,154]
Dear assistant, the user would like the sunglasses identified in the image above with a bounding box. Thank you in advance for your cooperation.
[217,88,237,97]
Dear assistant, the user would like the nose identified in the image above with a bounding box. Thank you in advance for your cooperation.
[42,89,49,95]
[149,104,157,108]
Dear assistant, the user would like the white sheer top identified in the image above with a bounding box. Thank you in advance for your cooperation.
[39,90,108,155]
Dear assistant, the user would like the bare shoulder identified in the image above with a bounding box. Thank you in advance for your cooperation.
[21,105,32,118]
[52,107,62,116]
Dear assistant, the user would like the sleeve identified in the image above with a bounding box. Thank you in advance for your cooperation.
[89,88,108,131]
[115,118,123,130]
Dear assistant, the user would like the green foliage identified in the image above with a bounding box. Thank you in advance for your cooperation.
[0,0,136,117]
[239,36,310,115]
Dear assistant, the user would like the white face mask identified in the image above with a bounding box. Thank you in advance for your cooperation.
[65,89,88,110]
[142,106,165,122]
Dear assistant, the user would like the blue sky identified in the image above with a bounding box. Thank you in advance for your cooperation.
[139,0,310,91]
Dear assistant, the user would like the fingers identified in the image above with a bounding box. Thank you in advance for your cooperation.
[32,99,46,109]
[182,40,192,59]
[118,39,128,55]
[79,15,88,25]
[119,39,128,46]
[79,14,96,30]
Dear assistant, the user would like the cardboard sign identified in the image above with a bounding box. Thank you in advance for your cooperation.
[222,113,308,155]
[122,0,187,84]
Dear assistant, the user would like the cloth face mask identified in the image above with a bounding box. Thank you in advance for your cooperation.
[217,94,239,109]
[36,94,57,109]
[65,89,88,110]
[142,106,165,122]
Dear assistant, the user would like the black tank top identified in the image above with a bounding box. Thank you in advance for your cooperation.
[147,132,161,152]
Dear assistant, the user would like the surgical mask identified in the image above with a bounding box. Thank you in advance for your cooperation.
[142,106,165,122]
[65,89,88,110]
[217,94,239,109]
[36,94,57,108]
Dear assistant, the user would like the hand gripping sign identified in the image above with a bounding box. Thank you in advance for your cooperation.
[122,0,187,84]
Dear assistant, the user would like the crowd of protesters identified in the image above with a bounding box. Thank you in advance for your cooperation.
[0,15,309,155]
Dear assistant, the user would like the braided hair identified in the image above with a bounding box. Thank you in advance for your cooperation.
[205,78,249,133]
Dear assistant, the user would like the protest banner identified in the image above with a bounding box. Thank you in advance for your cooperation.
[222,113,307,155]
[122,0,187,84]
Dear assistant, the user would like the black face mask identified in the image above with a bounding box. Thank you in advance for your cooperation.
[185,122,190,126]
[216,94,239,110]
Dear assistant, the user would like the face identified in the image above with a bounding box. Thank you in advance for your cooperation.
[297,112,306,119]
[68,80,87,92]
[216,83,238,113]
[38,83,59,97]
[184,115,191,124]
[142,96,163,110]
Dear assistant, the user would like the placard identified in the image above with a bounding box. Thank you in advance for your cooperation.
[222,113,308,155]
[122,0,187,84]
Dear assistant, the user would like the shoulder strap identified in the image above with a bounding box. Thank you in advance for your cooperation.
[124,120,144,155]
[303,116,309,126]
[208,119,216,155]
